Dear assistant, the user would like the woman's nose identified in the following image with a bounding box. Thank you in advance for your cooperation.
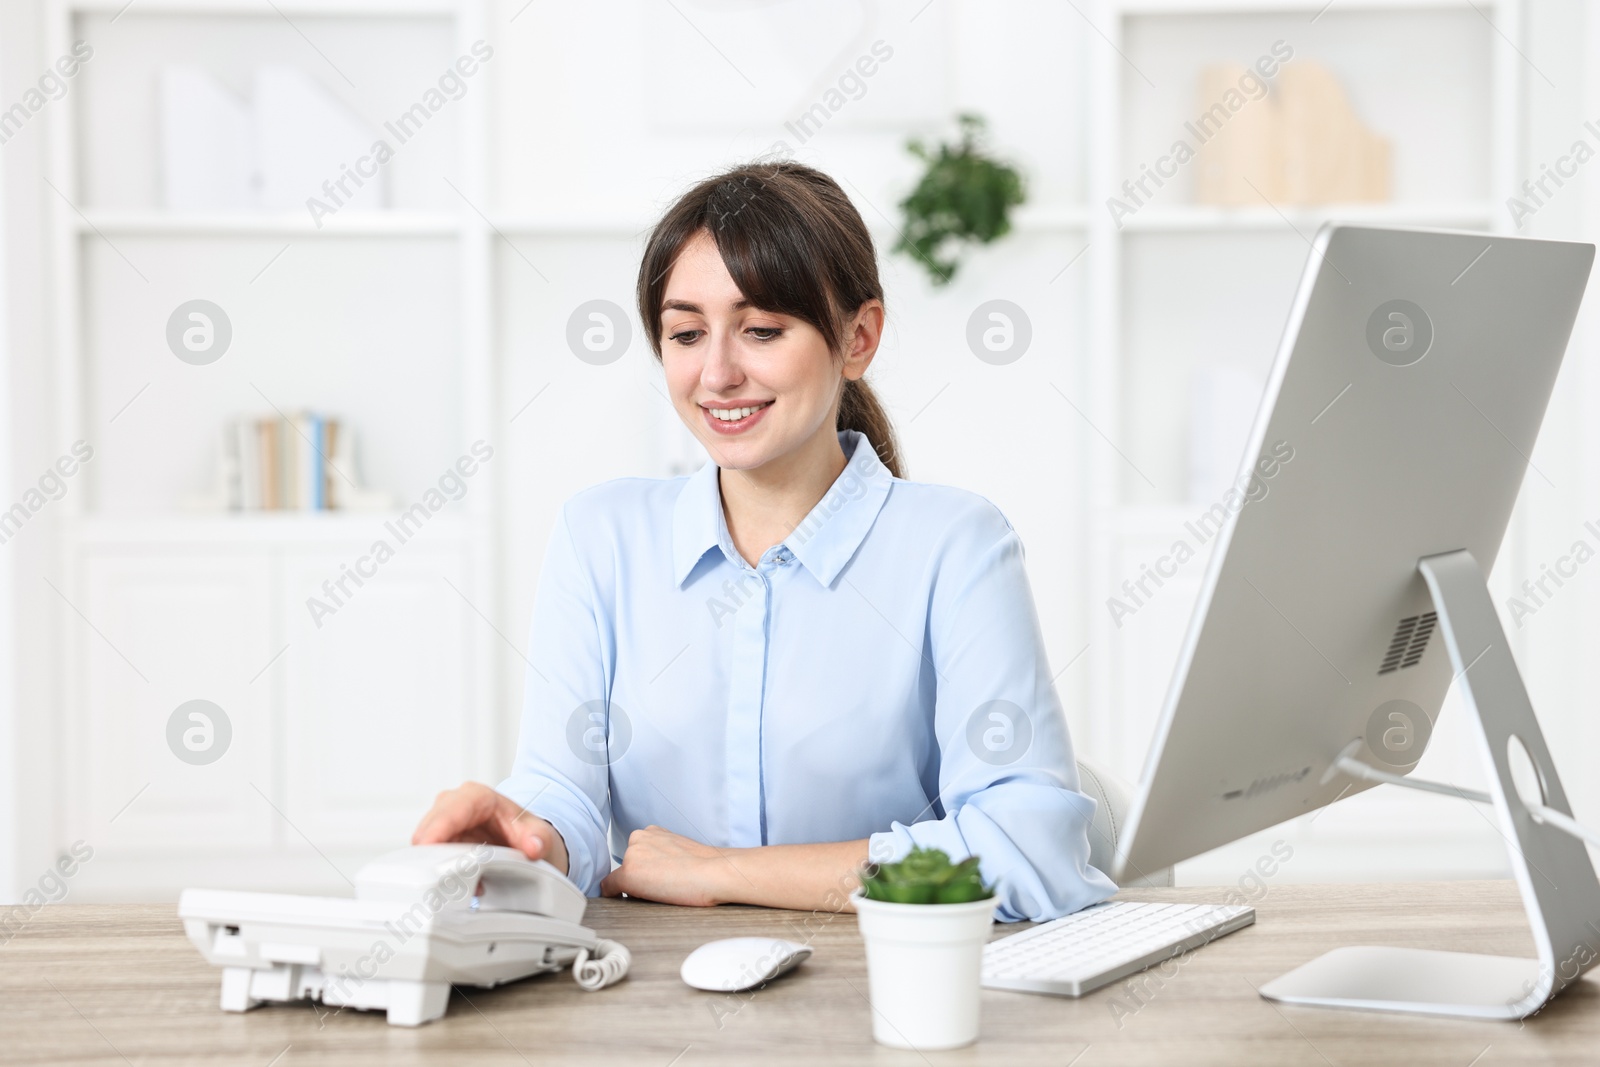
[700,332,743,391]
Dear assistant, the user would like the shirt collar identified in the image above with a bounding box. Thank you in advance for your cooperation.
[672,429,895,588]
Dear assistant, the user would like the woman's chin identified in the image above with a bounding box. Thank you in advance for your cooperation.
[702,440,773,472]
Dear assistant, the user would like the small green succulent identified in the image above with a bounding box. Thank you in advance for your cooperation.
[861,847,994,904]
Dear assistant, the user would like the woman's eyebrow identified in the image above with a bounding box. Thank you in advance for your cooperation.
[661,298,753,314]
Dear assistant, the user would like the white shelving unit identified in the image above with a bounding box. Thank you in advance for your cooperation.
[1116,201,1497,232]
[69,211,465,236]
[45,0,497,896]
[27,0,1547,894]
[1080,0,1524,879]
[1118,0,1489,11]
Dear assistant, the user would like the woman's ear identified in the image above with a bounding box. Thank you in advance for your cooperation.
[842,300,885,382]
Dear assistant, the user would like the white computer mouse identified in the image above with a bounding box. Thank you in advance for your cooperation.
[680,937,812,992]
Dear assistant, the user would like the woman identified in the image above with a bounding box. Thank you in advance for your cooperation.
[413,161,1114,922]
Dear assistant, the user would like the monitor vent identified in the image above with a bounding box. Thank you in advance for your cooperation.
[1400,612,1437,668]
[1379,612,1437,674]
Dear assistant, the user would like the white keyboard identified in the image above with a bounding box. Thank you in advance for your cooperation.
[982,900,1255,997]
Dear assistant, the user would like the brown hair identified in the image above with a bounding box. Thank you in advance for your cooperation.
[636,161,903,478]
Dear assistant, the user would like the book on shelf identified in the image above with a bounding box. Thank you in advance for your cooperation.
[189,413,393,513]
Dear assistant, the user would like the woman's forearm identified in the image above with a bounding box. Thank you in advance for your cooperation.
[712,838,871,912]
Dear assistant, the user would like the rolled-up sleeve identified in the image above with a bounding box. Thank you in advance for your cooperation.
[496,503,614,896]
[868,507,1117,922]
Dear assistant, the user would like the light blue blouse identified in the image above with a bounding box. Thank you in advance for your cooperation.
[499,429,1116,921]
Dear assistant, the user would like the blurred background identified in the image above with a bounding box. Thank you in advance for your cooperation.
[2,0,1598,904]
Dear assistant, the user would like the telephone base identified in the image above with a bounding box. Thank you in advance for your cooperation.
[181,845,632,1027]
[219,963,452,1026]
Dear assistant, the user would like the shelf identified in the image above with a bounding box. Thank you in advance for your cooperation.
[1115,201,1496,233]
[1116,0,1503,14]
[491,202,1091,237]
[64,0,459,15]
[1008,204,1092,230]
[71,511,471,546]
[493,212,657,237]
[868,203,1089,238]
[71,211,462,238]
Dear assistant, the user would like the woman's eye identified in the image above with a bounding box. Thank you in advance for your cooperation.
[668,329,702,345]
[747,327,783,342]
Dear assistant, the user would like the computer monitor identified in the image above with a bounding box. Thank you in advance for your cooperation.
[1111,224,1599,1019]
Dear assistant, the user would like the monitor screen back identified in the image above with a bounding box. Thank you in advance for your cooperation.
[1114,225,1594,882]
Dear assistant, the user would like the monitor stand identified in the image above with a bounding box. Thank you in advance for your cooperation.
[1259,549,1600,1020]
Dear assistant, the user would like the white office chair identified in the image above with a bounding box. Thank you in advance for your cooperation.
[1076,757,1174,888]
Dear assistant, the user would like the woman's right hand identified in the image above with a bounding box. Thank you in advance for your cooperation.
[411,781,570,876]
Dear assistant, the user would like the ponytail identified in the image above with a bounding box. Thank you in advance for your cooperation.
[839,378,903,479]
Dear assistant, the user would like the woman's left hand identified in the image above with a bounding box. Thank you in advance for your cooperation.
[600,825,738,907]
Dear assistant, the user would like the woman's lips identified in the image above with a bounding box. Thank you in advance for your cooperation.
[702,400,773,436]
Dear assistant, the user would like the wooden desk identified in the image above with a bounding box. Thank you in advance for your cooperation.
[3,881,1597,1065]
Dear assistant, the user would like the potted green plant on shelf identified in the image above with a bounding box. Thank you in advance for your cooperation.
[853,847,998,1050]
[894,113,1026,288]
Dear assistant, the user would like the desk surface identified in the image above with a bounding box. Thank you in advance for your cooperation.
[3,881,1597,1066]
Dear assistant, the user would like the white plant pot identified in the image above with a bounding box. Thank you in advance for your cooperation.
[852,890,997,1050]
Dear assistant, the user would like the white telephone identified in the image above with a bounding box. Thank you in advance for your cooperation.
[178,843,631,1026]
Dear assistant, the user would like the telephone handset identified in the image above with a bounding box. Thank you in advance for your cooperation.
[179,843,631,1026]
[354,844,587,922]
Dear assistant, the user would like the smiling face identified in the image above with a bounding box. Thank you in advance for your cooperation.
[659,229,879,474]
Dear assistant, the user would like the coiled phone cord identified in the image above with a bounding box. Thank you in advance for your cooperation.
[573,939,631,991]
